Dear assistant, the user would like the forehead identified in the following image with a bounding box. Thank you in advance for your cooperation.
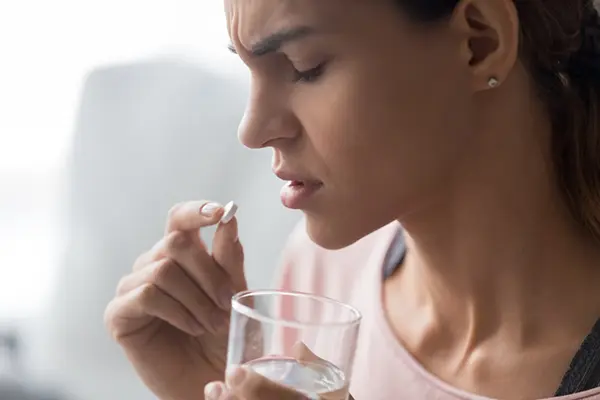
[224,0,389,47]
[226,0,329,43]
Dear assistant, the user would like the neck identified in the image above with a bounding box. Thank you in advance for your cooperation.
[394,88,600,348]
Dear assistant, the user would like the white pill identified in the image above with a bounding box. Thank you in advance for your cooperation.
[220,201,238,224]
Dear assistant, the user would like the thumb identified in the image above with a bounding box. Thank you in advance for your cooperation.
[293,342,321,363]
[226,366,309,400]
[212,216,247,292]
[292,343,354,400]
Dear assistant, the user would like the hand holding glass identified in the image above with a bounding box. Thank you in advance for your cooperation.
[227,290,362,399]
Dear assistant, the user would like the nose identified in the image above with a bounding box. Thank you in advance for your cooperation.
[237,79,300,149]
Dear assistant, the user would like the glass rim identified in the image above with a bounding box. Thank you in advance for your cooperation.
[231,289,362,329]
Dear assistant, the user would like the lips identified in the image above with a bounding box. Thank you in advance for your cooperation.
[285,179,323,190]
[273,169,322,186]
[287,179,322,189]
[274,169,323,209]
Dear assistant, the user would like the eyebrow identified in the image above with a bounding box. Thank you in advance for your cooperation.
[228,26,316,57]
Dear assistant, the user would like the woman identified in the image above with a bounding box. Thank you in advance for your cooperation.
[104,0,600,398]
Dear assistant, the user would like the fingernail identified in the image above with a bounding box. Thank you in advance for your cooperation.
[204,382,223,399]
[226,366,247,387]
[200,202,222,217]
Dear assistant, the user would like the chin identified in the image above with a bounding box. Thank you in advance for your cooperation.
[303,213,386,250]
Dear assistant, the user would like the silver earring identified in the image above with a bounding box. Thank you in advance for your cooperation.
[488,77,499,88]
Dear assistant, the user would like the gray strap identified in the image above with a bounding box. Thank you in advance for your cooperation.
[382,229,406,280]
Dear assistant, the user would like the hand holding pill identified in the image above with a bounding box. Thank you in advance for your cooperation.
[104,200,246,400]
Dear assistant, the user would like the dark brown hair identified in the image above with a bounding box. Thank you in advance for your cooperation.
[397,0,600,240]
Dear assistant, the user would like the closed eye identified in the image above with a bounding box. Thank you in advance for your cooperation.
[292,63,326,83]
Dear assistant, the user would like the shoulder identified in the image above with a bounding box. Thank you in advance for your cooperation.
[275,219,400,297]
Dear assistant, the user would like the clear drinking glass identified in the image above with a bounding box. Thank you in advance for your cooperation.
[227,290,362,400]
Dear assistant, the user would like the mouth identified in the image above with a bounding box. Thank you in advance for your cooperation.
[287,180,316,188]
[274,170,324,209]
[285,179,324,191]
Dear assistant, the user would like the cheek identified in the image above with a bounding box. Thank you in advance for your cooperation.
[292,54,474,248]
[298,58,472,191]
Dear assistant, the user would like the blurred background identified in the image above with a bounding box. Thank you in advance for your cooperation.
[0,1,301,398]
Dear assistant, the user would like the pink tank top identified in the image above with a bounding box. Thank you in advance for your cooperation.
[275,221,600,400]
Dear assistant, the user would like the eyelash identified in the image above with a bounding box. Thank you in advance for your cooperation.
[292,62,326,83]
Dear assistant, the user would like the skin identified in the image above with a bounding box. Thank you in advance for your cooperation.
[230,0,472,250]
[105,0,600,399]
[104,202,246,400]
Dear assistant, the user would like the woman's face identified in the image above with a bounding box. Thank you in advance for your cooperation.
[226,0,477,249]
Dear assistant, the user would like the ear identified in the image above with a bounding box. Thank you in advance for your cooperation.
[448,0,519,91]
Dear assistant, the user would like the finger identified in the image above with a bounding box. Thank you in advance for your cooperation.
[136,231,234,310]
[204,382,227,400]
[132,250,153,272]
[162,231,234,311]
[226,366,309,400]
[105,283,203,341]
[116,259,229,334]
[213,217,247,292]
[131,201,223,273]
[131,231,184,274]
[293,342,321,363]
[140,231,198,267]
[290,344,351,400]
[165,201,224,234]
